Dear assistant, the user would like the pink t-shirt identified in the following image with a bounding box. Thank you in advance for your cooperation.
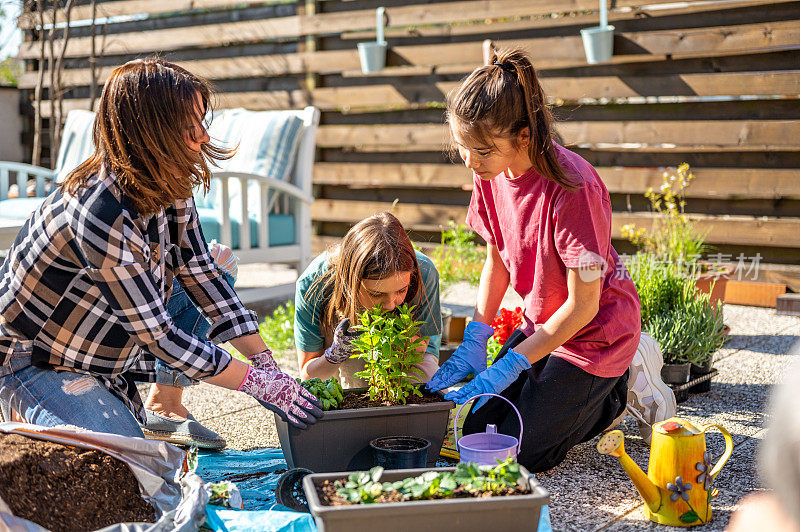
[466,144,640,378]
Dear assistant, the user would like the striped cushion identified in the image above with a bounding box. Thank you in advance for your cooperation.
[54,110,96,183]
[196,109,304,210]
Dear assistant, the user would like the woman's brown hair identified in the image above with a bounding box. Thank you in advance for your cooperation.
[446,47,579,190]
[308,212,429,341]
[60,57,231,215]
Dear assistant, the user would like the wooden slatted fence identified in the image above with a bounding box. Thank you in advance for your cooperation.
[18,0,800,269]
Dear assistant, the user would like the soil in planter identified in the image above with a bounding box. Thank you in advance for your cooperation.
[0,433,156,532]
[316,478,530,506]
[339,388,446,409]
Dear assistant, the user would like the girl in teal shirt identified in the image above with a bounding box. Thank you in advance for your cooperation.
[294,212,442,388]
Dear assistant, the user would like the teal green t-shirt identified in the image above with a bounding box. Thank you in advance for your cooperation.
[294,250,442,358]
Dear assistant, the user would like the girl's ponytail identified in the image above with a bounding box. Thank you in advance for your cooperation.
[448,48,579,190]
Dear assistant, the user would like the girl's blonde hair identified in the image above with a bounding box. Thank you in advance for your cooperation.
[309,212,428,340]
[446,47,579,190]
[60,58,232,215]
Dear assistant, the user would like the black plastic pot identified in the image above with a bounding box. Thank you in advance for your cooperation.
[661,362,691,384]
[274,388,454,473]
[303,466,550,532]
[689,359,715,393]
[370,436,430,470]
[690,358,714,377]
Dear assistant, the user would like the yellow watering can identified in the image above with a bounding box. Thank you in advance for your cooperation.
[597,417,733,526]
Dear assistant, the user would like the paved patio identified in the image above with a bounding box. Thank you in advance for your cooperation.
[172,266,800,531]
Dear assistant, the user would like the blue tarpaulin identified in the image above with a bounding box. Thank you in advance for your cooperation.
[197,448,552,532]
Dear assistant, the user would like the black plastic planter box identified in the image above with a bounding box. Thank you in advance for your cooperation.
[303,466,550,532]
[274,389,454,472]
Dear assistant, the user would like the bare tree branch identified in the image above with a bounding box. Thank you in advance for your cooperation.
[88,0,97,111]
[47,0,56,168]
[53,0,74,160]
[31,0,46,167]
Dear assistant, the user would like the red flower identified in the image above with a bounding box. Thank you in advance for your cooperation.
[490,307,524,345]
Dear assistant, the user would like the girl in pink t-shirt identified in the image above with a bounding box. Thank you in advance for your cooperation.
[427,48,676,472]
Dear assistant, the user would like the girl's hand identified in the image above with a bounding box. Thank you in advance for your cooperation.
[324,319,358,364]
[426,321,494,392]
[444,347,531,409]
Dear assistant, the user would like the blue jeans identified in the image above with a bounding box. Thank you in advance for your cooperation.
[156,272,236,387]
[0,344,145,437]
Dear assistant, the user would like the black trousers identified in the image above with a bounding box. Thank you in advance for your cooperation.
[462,329,628,473]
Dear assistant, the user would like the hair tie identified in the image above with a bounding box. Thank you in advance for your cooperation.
[492,61,515,75]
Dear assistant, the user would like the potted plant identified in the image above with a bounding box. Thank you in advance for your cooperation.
[274,304,455,473]
[621,163,731,306]
[302,459,550,532]
[628,253,726,386]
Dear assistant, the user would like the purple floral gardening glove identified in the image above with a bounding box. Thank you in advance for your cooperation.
[238,365,323,429]
[324,319,359,365]
[249,349,279,372]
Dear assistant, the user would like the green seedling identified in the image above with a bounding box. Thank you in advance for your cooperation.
[350,303,428,404]
[334,458,526,504]
[297,376,344,411]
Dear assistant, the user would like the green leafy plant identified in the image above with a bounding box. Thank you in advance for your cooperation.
[297,377,344,411]
[627,253,725,365]
[628,253,688,327]
[334,458,526,504]
[645,292,725,366]
[432,221,484,290]
[621,163,710,269]
[350,304,428,404]
[257,300,295,352]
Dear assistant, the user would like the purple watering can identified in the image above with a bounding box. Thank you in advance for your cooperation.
[453,393,523,466]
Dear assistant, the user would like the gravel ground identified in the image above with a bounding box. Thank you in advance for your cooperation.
[173,267,800,531]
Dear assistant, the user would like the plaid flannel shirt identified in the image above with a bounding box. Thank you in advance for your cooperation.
[0,171,259,422]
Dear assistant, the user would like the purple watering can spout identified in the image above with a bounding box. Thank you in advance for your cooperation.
[454,393,523,466]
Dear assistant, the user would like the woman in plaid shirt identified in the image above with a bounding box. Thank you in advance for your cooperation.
[0,59,322,436]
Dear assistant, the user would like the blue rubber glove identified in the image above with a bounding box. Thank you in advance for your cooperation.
[426,321,495,392]
[444,347,531,411]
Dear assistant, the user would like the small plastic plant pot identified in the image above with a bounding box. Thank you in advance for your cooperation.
[370,436,430,470]
[357,41,387,73]
[660,362,691,384]
[580,25,615,64]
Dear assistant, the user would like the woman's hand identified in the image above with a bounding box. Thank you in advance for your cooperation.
[249,349,279,372]
[238,365,323,429]
[209,240,239,279]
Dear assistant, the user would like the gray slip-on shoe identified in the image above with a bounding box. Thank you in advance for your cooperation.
[141,409,226,450]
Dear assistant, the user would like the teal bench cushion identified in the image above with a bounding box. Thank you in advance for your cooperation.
[197,209,295,249]
[0,199,295,250]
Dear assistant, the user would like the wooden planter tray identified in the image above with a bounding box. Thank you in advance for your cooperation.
[668,368,719,403]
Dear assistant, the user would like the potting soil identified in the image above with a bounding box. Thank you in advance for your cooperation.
[339,389,446,409]
[0,433,156,531]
